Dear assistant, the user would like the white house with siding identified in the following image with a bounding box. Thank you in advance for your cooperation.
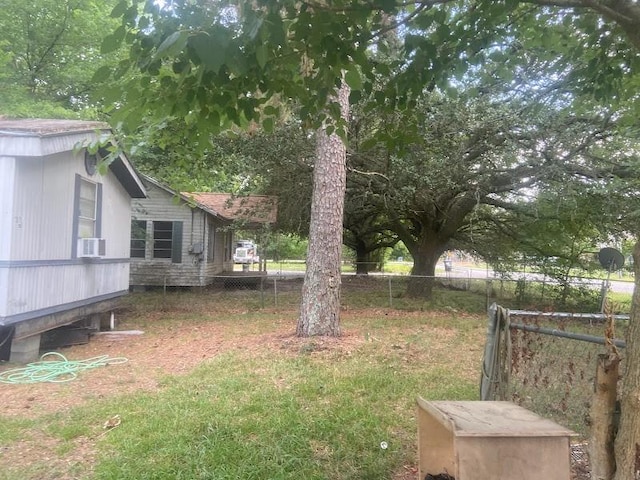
[0,119,146,362]
[130,174,277,288]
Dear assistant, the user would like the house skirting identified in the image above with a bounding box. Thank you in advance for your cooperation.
[1,293,127,363]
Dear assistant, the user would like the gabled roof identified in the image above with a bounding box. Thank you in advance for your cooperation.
[140,174,220,216]
[187,192,278,226]
[107,152,146,199]
[0,119,111,156]
[0,119,146,198]
[0,118,107,136]
[140,174,277,226]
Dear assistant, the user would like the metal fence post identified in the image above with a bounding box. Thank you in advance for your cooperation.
[486,279,492,310]
[274,277,278,308]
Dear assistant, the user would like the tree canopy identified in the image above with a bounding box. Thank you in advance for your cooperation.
[97,1,624,129]
[0,0,123,118]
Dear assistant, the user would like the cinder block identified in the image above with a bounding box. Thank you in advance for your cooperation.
[10,334,41,363]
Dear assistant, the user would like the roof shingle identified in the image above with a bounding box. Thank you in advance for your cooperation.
[186,192,278,225]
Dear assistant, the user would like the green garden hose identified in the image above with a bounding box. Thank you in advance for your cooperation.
[0,352,128,384]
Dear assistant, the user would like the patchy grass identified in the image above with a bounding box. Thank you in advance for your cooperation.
[91,350,475,480]
[0,290,485,480]
[608,291,633,314]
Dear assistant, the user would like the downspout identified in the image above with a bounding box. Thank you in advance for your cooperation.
[190,208,195,245]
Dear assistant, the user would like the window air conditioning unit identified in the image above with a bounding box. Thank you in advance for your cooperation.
[78,238,106,258]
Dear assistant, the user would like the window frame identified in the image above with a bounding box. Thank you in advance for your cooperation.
[153,221,174,259]
[130,219,147,258]
[151,220,183,263]
[72,174,102,258]
[78,178,98,238]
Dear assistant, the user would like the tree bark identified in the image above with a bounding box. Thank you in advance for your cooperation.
[407,240,447,299]
[590,353,620,480]
[613,240,640,480]
[354,239,372,275]
[297,83,350,337]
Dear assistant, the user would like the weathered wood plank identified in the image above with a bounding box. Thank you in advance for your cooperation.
[417,399,575,480]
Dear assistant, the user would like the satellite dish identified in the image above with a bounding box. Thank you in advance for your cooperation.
[598,247,625,272]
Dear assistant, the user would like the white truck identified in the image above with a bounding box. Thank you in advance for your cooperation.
[233,240,259,265]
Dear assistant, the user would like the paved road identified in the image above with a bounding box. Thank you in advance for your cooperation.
[264,263,635,295]
[454,266,634,295]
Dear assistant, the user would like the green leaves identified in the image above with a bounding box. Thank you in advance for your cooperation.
[155,31,189,59]
[345,67,363,91]
[256,44,269,69]
[110,0,128,18]
[0,0,128,116]
[96,0,640,161]
[101,25,126,54]
[262,116,274,133]
[189,28,231,73]
[91,65,112,83]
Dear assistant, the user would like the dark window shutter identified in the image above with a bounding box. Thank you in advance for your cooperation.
[172,221,183,263]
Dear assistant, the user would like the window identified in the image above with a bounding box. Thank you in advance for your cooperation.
[130,220,147,258]
[72,174,102,258]
[153,221,173,259]
[153,221,183,263]
[78,179,97,238]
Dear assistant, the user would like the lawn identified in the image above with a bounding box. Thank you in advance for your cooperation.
[0,289,486,480]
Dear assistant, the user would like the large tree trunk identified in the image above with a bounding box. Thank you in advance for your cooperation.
[407,241,446,299]
[613,240,640,480]
[354,239,371,275]
[297,83,349,337]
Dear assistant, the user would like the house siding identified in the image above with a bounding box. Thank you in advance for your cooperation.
[12,154,73,260]
[202,222,232,278]
[130,182,232,287]
[130,181,204,286]
[1,262,129,321]
[0,156,16,260]
[101,174,134,257]
[0,150,134,321]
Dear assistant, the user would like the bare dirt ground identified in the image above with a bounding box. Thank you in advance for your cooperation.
[0,303,589,480]
[1,320,310,418]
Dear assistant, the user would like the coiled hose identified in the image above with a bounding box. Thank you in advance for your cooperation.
[0,352,128,384]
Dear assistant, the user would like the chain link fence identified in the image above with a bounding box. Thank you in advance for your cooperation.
[130,269,624,314]
[481,304,628,439]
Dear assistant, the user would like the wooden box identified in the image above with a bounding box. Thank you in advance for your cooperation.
[417,399,575,480]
